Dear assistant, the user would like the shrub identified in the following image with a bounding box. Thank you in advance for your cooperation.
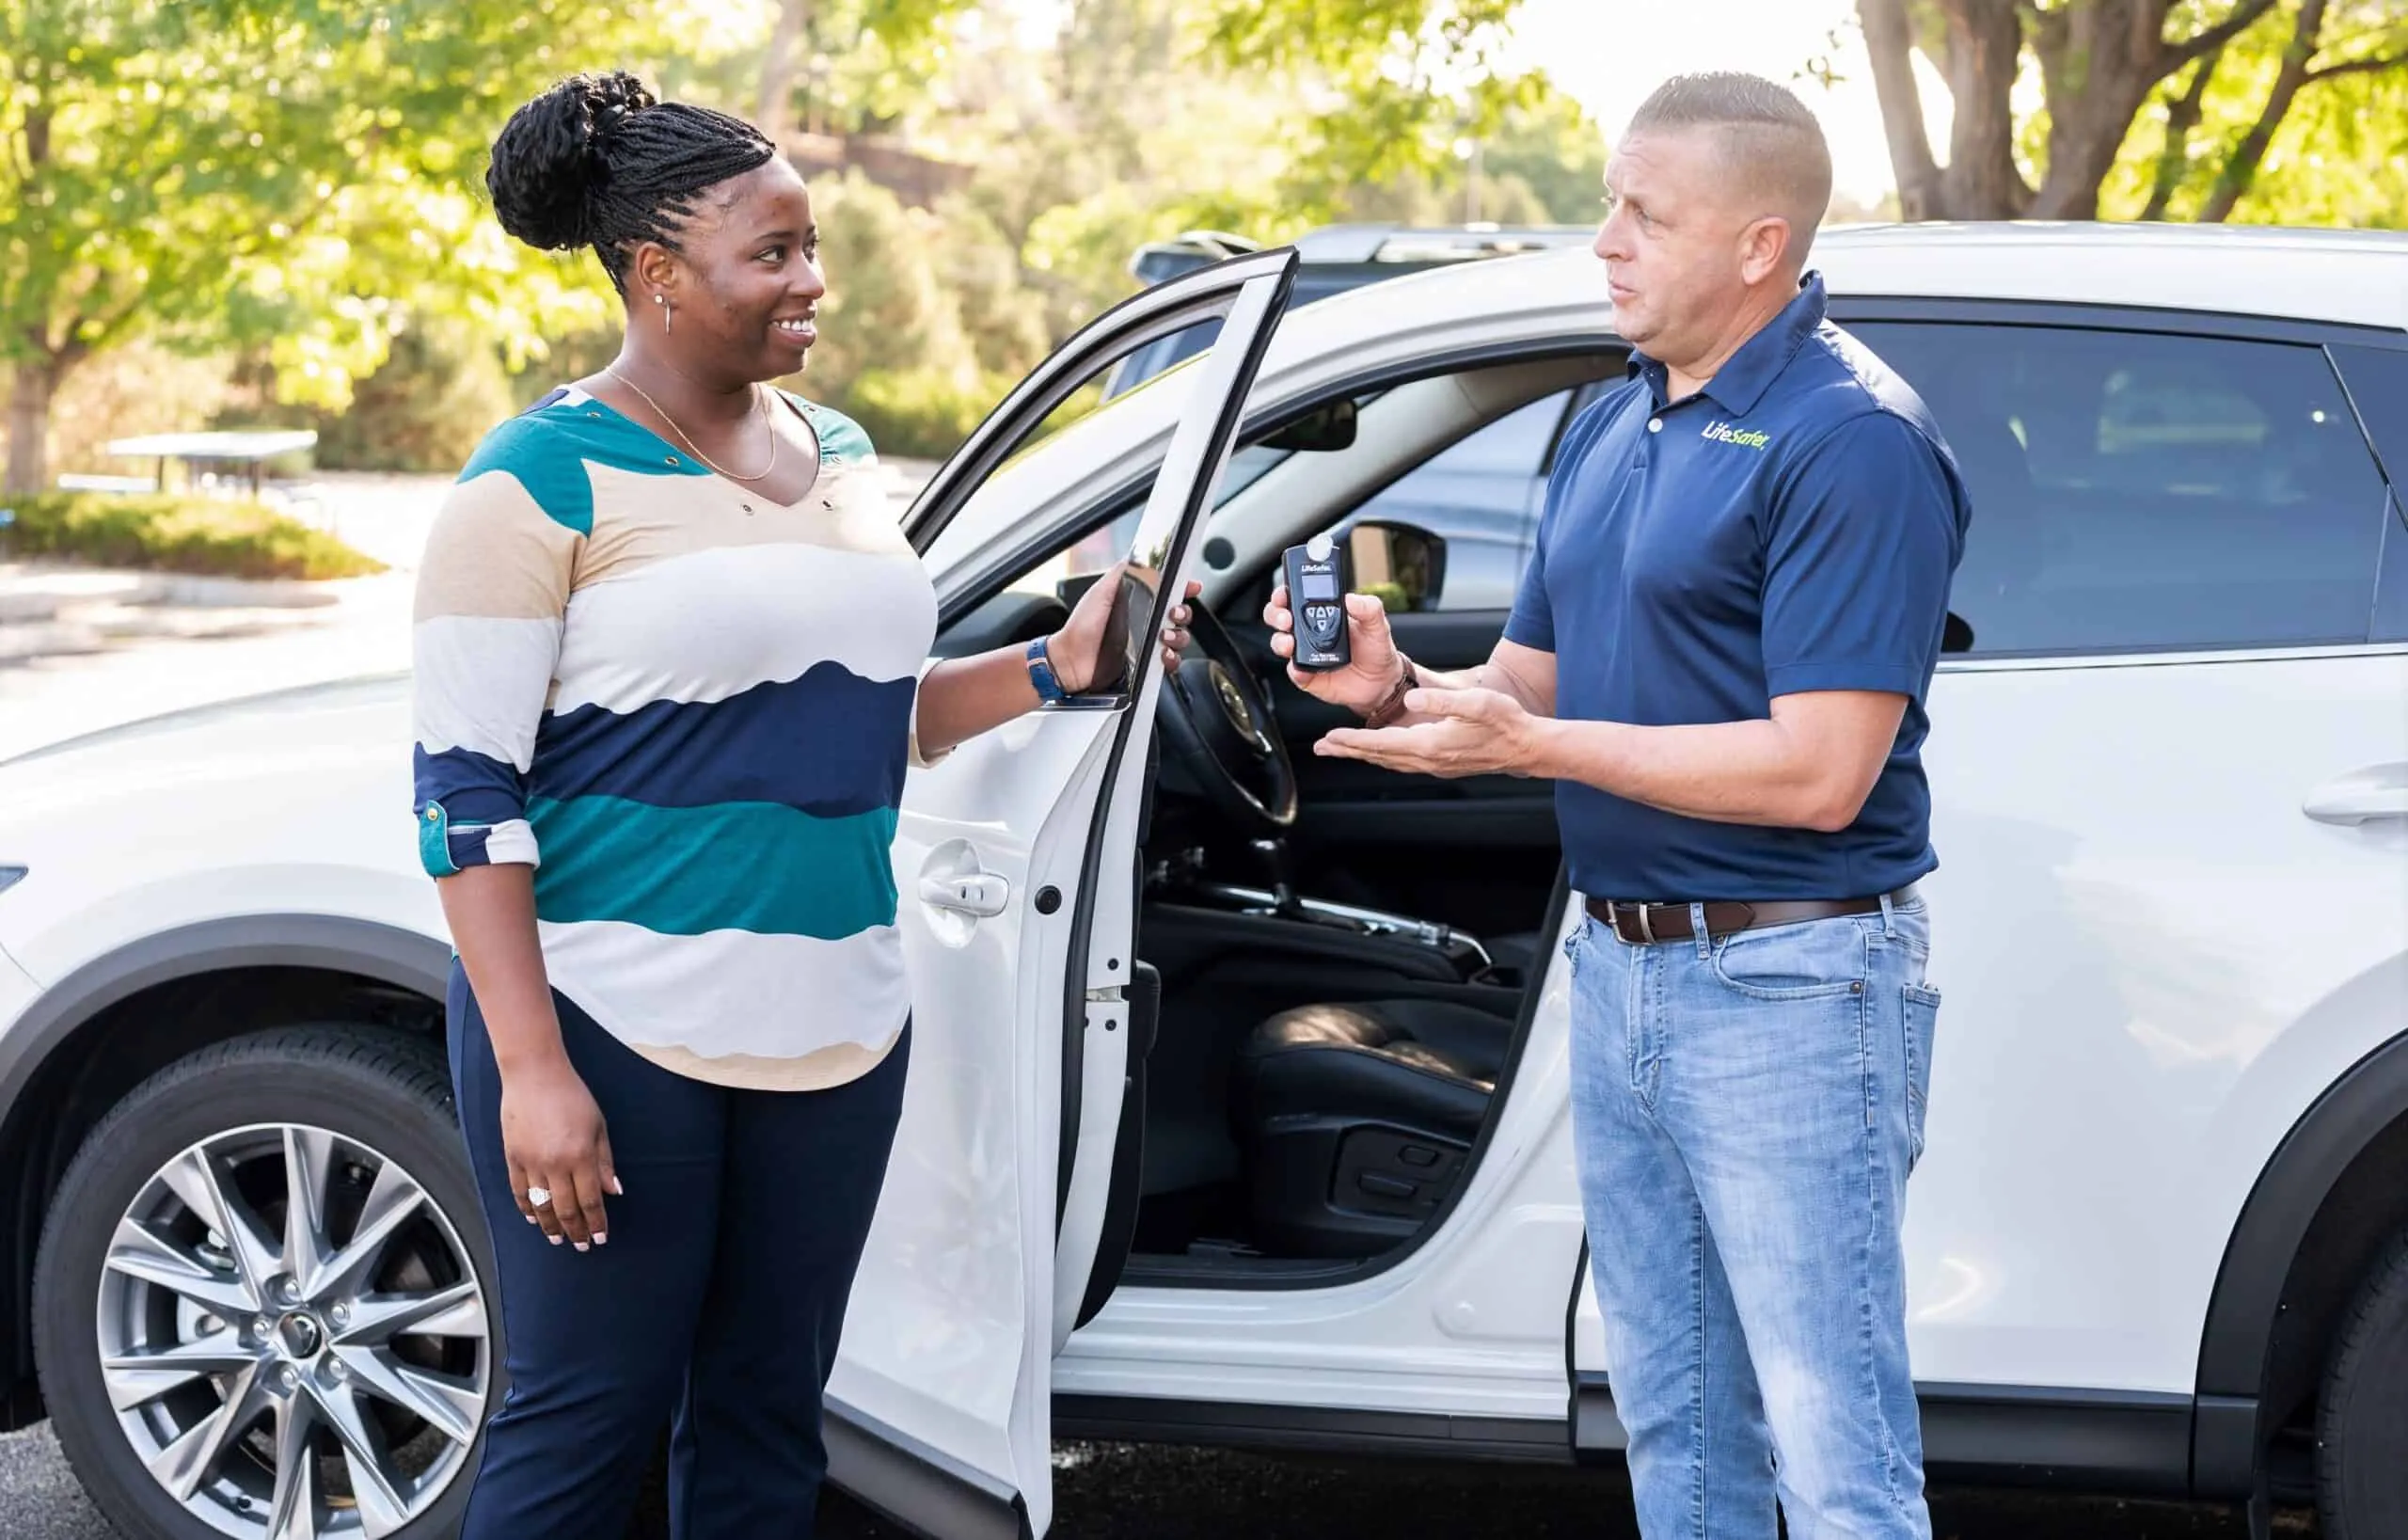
[0,494,385,580]
[834,368,1011,461]
[309,319,516,474]
[805,171,980,401]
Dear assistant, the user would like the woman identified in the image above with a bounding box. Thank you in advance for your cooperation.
[412,71,1192,1537]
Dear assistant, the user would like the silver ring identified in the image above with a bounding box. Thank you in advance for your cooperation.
[526,1185,552,1208]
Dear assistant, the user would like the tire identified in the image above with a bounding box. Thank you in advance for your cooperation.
[2318,1223,2408,1538]
[31,1025,499,1540]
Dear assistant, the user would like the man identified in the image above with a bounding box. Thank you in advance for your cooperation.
[1267,73,1967,1539]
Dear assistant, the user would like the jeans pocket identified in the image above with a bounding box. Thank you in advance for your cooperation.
[1709,916,1869,1001]
[1902,982,1941,1171]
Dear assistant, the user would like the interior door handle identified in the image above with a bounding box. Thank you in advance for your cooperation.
[920,872,1011,917]
[2305,765,2408,825]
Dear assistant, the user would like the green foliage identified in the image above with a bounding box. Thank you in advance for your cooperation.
[796,170,979,400]
[1876,0,2408,223]
[1477,92,1609,224]
[768,0,980,133]
[2099,1,2408,225]
[1196,0,1561,218]
[0,492,385,579]
[0,1,675,396]
[308,317,516,473]
[934,203,1053,378]
[836,367,1007,460]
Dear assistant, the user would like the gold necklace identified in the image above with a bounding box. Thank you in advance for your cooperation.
[605,366,780,484]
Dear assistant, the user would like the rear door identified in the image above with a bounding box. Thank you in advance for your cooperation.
[822,249,1296,1538]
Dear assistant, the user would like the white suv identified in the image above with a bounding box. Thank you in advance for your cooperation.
[0,225,2403,1540]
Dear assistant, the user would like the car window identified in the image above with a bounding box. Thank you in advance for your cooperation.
[926,314,1228,595]
[1101,318,1225,401]
[1326,391,1571,611]
[1854,323,2391,656]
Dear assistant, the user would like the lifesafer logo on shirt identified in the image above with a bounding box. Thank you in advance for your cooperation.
[1701,420,1770,450]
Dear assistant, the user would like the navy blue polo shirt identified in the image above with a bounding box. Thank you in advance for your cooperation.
[1505,273,1968,901]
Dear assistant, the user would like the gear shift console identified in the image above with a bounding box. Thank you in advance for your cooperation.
[1248,837,1310,921]
[1158,841,1494,976]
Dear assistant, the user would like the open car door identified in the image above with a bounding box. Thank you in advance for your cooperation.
[821,247,1299,1538]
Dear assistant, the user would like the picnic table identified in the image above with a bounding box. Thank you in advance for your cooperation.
[100,429,319,497]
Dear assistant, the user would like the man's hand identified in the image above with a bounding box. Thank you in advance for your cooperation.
[1315,687,1545,779]
[1264,584,1404,714]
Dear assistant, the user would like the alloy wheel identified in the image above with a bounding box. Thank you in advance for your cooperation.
[94,1122,489,1538]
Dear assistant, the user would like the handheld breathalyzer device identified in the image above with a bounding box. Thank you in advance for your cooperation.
[1283,532,1351,672]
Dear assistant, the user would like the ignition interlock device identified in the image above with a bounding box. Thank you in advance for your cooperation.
[1283,533,1352,672]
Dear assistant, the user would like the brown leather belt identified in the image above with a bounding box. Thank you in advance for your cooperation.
[1585,891,1907,945]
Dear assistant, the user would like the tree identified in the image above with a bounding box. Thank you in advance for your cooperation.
[1197,0,1567,208]
[751,0,974,141]
[1855,0,2408,222]
[0,0,674,493]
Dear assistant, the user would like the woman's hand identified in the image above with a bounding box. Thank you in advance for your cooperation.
[499,1054,620,1251]
[1048,561,1203,691]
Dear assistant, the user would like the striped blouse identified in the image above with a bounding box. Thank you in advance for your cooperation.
[409,385,937,1090]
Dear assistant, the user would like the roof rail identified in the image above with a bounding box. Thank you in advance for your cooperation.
[1127,230,1263,280]
[1291,223,1596,263]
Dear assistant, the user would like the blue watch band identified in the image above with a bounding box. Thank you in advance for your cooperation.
[1026,638,1068,704]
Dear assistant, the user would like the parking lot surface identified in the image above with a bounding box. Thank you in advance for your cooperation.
[1,1418,2315,1537]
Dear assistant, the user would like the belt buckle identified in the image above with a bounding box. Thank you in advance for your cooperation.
[1608,901,1656,945]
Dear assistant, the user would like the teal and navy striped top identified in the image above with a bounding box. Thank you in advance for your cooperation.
[409,386,938,1089]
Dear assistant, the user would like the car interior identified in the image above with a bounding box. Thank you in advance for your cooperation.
[939,349,1626,1286]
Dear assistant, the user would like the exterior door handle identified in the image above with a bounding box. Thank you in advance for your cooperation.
[2305,764,2408,826]
[919,872,1010,917]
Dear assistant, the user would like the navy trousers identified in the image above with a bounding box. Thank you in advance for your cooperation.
[447,962,909,1539]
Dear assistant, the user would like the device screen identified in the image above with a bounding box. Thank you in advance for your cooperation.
[1300,569,1339,602]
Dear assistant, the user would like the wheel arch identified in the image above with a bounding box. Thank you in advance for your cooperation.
[2194,1027,2408,1499]
[0,916,451,1428]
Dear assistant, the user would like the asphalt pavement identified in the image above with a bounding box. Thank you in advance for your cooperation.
[4,1419,2306,1539]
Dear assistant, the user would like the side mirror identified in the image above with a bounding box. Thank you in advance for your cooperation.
[1259,397,1359,453]
[1343,519,1448,613]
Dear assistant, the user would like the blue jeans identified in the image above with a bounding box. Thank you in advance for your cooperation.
[1566,895,1940,1540]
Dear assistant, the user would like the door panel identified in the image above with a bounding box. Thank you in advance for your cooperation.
[827,249,1298,1536]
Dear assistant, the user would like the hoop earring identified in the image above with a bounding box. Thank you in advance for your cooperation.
[654,292,671,336]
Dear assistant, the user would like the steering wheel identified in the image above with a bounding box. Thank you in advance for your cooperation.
[1155,592,1298,830]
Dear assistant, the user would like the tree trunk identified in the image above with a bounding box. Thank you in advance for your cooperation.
[757,0,811,143]
[1861,0,2034,219]
[1858,0,1947,219]
[4,355,61,497]
[1869,0,2310,224]
[2029,0,2176,218]
[1938,0,2032,217]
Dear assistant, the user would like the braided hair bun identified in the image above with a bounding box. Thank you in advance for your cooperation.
[486,72,775,292]
[487,72,655,251]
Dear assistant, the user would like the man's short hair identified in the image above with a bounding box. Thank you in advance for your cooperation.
[1626,72,1833,264]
